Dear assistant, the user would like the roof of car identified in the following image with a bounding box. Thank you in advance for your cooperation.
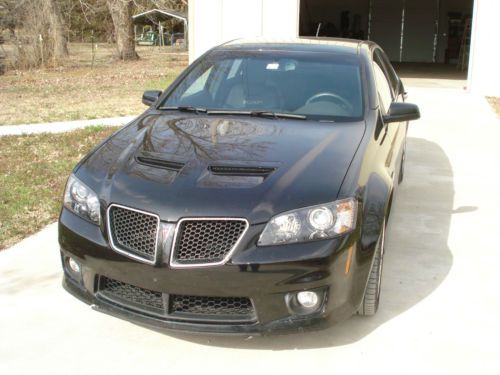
[219,37,374,55]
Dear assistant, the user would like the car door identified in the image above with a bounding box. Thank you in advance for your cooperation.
[372,49,404,182]
[377,49,408,180]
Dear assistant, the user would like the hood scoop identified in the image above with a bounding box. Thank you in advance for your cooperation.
[208,166,275,178]
[130,151,185,185]
[135,151,185,172]
[197,164,277,189]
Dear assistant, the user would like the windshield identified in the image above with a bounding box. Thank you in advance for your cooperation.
[160,50,364,121]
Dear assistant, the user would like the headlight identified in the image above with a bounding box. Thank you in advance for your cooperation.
[258,198,357,246]
[63,174,101,224]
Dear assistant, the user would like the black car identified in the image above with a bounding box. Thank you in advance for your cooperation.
[59,37,420,335]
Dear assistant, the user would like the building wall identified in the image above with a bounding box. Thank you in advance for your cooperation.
[188,0,299,62]
[468,0,500,96]
[189,0,500,97]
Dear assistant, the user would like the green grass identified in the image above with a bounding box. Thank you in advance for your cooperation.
[0,43,187,125]
[0,126,119,250]
[144,76,177,90]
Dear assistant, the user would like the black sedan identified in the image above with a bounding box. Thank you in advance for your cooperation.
[59,38,420,335]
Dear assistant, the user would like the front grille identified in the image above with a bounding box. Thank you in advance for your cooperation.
[97,276,165,316]
[170,295,255,321]
[172,219,248,266]
[96,276,256,323]
[108,205,159,262]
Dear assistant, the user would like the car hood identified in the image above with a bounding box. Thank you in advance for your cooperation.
[77,112,365,224]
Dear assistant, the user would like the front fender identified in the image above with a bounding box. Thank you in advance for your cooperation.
[336,110,394,309]
[360,172,392,253]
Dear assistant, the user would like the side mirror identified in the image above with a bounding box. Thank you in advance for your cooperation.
[384,102,420,123]
[142,90,162,106]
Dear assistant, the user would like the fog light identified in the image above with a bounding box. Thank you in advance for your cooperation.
[68,257,81,274]
[297,291,319,308]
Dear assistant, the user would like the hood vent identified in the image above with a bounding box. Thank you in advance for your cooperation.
[136,155,184,171]
[209,166,275,178]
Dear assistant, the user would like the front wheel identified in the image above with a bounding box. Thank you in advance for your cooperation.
[358,220,385,316]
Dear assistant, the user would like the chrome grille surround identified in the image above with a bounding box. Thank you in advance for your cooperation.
[107,204,160,265]
[170,218,249,268]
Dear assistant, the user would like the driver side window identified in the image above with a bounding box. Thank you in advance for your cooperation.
[373,58,393,114]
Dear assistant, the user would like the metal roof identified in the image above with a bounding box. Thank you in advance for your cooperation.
[132,9,188,24]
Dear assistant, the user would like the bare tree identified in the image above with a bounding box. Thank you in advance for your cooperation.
[58,0,113,43]
[0,0,69,68]
[106,0,138,60]
[45,0,69,60]
[0,0,188,69]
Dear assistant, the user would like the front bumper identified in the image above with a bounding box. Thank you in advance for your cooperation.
[63,276,334,335]
[59,208,372,335]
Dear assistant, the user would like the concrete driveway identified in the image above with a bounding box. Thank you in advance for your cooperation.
[1,86,500,374]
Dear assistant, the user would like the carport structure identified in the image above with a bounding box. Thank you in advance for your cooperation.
[133,8,188,47]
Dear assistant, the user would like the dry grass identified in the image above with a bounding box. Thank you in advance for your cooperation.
[0,43,188,125]
[0,126,119,250]
[486,97,500,117]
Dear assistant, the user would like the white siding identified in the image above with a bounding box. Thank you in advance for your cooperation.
[189,0,299,62]
[262,0,300,37]
[221,0,263,42]
[468,0,500,96]
[189,0,499,96]
[188,0,223,62]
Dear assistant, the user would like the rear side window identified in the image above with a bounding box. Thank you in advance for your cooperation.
[375,50,399,95]
[373,61,393,113]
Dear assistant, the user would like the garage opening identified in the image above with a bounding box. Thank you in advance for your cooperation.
[299,0,474,88]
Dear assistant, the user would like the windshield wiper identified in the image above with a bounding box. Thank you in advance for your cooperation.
[251,111,307,120]
[159,106,207,114]
[206,109,306,120]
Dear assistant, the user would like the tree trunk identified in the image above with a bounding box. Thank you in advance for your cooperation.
[106,0,138,60]
[44,0,69,61]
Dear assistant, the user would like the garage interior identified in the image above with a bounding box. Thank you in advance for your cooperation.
[299,0,474,86]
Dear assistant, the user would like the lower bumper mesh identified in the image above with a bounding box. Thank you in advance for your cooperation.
[169,294,255,322]
[97,276,165,317]
[96,276,256,323]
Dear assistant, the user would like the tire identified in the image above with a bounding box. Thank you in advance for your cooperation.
[398,140,406,185]
[358,221,385,316]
